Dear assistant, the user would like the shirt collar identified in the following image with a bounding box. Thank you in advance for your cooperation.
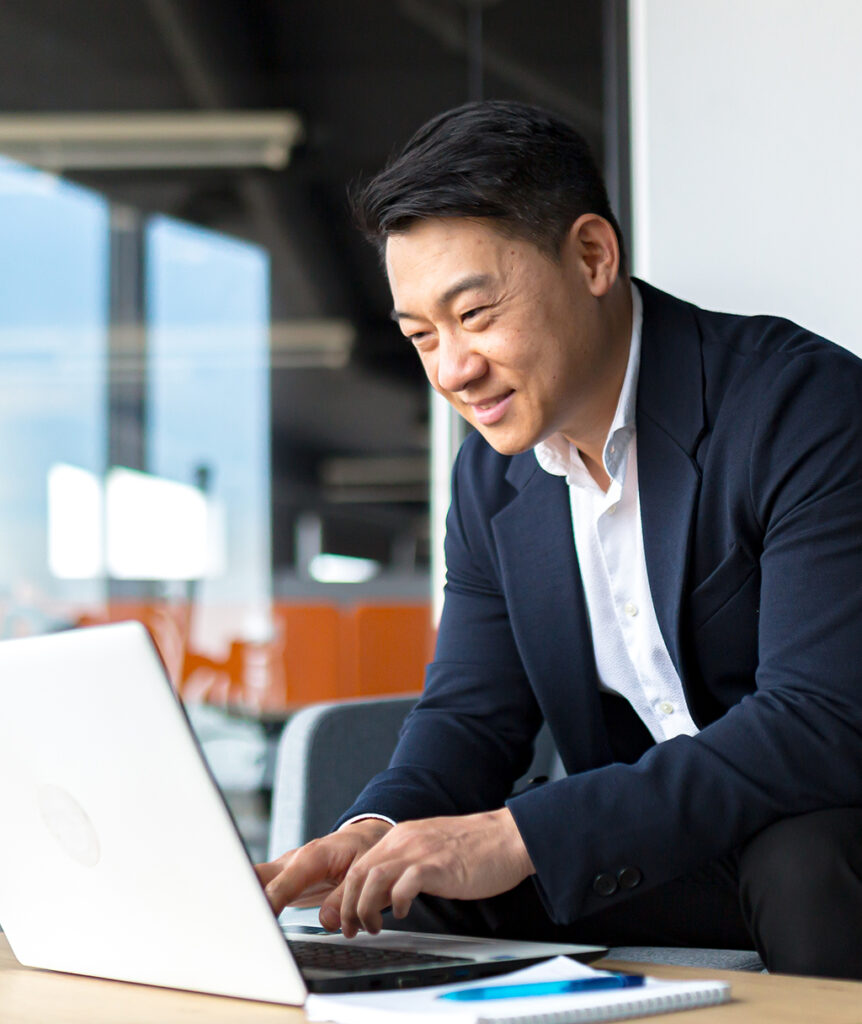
[535,281,643,486]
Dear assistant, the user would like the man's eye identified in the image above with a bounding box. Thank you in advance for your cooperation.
[462,307,484,322]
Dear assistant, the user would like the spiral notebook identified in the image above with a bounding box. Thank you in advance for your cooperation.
[304,956,731,1024]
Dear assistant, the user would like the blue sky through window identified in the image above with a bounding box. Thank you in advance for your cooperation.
[146,215,271,612]
[0,158,108,622]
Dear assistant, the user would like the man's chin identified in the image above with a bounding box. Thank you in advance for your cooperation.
[475,426,535,457]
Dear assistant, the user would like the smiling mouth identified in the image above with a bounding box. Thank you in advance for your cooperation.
[470,390,514,425]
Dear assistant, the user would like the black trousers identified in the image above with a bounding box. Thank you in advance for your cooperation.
[385,808,862,981]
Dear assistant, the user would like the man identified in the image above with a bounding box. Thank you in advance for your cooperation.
[257,101,862,979]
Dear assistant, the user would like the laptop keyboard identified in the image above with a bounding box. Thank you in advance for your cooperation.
[287,939,465,972]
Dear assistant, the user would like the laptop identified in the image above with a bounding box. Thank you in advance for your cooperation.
[0,621,604,1004]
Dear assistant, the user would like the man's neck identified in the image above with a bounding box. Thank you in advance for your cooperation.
[579,448,612,492]
[565,276,634,486]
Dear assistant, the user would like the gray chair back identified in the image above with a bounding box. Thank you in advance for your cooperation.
[268,695,418,858]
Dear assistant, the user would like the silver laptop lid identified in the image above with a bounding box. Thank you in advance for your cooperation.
[0,621,307,1004]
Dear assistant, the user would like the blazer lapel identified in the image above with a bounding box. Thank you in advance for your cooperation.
[634,280,705,681]
[491,457,613,772]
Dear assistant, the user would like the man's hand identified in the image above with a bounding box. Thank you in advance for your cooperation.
[255,817,393,919]
[256,809,535,938]
[322,808,535,938]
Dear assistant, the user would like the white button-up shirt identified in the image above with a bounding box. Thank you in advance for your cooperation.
[534,284,699,743]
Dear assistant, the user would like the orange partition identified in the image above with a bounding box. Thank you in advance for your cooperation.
[340,603,434,698]
[73,599,434,711]
[271,602,343,704]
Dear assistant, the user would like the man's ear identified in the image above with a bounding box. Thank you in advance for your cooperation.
[564,214,620,297]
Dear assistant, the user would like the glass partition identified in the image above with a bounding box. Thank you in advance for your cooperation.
[146,215,272,671]
[0,158,109,634]
[0,161,278,698]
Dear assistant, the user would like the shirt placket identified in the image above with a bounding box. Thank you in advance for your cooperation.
[596,471,664,738]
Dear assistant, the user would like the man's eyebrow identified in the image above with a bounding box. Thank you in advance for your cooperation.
[390,273,494,322]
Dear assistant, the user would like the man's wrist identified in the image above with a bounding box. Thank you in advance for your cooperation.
[492,806,535,877]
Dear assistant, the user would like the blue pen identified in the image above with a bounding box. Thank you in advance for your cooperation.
[439,973,645,1001]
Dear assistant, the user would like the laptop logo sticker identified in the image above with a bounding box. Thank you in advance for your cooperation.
[36,783,101,867]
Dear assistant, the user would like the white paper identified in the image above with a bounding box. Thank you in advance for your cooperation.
[305,956,730,1024]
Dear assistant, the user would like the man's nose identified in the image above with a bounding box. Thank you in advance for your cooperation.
[436,328,486,394]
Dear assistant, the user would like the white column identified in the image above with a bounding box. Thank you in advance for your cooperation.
[628,0,862,356]
[429,389,465,625]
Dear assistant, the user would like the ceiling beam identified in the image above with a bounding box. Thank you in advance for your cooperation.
[145,0,336,317]
[398,0,603,134]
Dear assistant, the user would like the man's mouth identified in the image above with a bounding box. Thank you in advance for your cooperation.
[470,390,514,426]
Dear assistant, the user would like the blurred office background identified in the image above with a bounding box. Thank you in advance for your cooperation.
[0,0,621,858]
[1,0,859,859]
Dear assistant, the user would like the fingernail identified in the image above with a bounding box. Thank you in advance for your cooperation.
[320,907,339,931]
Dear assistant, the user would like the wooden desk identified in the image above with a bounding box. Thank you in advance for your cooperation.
[599,957,862,1022]
[0,936,303,1024]
[1,937,860,1023]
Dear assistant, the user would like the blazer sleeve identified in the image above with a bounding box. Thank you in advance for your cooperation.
[507,345,862,923]
[336,441,544,828]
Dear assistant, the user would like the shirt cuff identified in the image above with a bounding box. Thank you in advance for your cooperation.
[338,813,396,830]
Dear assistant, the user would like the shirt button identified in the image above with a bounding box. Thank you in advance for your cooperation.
[659,701,674,715]
[606,503,618,516]
[624,601,638,617]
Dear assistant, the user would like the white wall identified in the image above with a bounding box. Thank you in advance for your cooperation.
[629,0,862,355]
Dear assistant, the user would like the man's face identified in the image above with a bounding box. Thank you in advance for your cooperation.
[386,217,620,456]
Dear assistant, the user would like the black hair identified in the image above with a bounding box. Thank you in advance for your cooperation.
[350,99,626,271]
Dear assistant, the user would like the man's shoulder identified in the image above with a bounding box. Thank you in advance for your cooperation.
[637,278,862,431]
[637,277,860,367]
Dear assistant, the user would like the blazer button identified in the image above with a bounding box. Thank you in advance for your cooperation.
[617,866,643,890]
[592,872,618,897]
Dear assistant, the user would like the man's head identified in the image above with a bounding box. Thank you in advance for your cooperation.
[352,102,632,461]
[351,99,626,271]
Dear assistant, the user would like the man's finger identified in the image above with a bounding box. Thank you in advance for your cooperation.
[339,855,394,938]
[254,859,284,887]
[263,844,334,914]
[318,881,346,932]
[337,862,367,939]
[390,863,424,920]
[355,861,403,935]
[340,855,408,937]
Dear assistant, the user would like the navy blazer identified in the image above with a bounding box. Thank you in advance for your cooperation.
[340,280,862,924]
